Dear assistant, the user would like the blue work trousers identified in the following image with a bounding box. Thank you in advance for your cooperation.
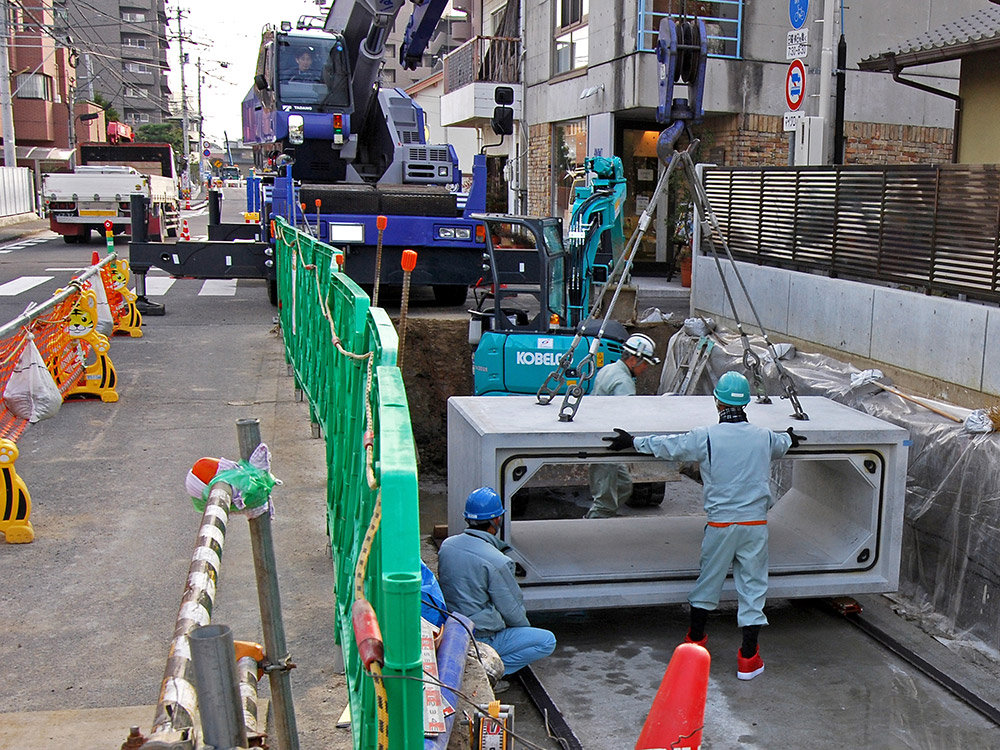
[688,523,769,627]
[479,626,556,675]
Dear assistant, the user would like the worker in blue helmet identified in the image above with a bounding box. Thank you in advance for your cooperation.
[438,487,556,676]
[603,370,807,680]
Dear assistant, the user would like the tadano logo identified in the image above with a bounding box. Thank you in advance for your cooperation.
[515,351,562,366]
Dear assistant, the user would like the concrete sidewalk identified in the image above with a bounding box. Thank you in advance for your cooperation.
[0,212,52,243]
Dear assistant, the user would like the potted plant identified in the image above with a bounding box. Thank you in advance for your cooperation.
[672,204,693,287]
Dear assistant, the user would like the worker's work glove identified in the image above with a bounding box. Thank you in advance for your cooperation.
[786,427,807,449]
[603,428,635,452]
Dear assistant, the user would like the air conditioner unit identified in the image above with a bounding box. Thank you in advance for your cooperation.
[794,116,825,166]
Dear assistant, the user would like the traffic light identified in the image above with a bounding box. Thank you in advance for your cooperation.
[491,86,514,136]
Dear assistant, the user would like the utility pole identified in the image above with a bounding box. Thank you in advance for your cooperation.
[817,0,836,163]
[176,8,191,180]
[0,0,18,167]
[197,56,205,185]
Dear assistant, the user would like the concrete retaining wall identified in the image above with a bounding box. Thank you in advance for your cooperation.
[691,254,998,397]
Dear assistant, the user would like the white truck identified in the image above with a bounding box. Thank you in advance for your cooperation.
[41,142,180,244]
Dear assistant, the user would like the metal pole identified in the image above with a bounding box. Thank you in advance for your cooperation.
[189,624,248,750]
[817,0,836,163]
[0,0,18,168]
[235,418,300,750]
[177,9,191,185]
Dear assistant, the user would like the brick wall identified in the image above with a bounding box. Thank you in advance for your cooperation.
[701,113,953,167]
[527,124,551,217]
[843,122,953,164]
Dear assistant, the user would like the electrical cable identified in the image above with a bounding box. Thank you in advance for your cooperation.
[420,595,484,663]
[380,669,555,750]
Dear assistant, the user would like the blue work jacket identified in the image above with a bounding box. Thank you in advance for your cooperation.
[438,529,531,638]
[593,357,636,396]
[634,422,792,522]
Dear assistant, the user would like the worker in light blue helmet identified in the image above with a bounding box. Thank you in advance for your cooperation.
[603,370,807,681]
[585,333,660,519]
[437,487,556,677]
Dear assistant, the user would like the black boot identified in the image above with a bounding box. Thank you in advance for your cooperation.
[685,606,710,645]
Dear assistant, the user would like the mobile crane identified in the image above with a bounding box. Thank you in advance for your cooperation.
[241,0,489,305]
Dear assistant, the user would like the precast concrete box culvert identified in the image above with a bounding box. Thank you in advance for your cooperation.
[446,395,908,612]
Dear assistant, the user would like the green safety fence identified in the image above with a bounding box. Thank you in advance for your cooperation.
[273,217,423,748]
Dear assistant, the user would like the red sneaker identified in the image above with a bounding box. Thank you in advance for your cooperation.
[683,631,708,647]
[737,646,764,680]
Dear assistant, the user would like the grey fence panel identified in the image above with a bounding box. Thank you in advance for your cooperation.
[703,164,1000,303]
[0,167,35,217]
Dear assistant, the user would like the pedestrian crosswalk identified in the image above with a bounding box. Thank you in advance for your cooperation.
[0,275,54,296]
[0,233,58,253]
[0,272,258,299]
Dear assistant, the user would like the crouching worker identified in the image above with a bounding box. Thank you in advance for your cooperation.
[438,487,556,675]
[604,371,806,680]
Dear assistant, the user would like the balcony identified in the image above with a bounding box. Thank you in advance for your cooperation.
[441,36,522,129]
[443,36,520,93]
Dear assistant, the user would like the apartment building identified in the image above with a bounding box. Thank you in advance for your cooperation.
[55,0,171,127]
[443,0,986,262]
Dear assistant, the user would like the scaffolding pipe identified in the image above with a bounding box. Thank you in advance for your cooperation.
[142,482,234,749]
[189,624,248,750]
[237,655,261,738]
[237,417,300,750]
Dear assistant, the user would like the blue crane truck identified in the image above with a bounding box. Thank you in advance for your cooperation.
[241,0,487,305]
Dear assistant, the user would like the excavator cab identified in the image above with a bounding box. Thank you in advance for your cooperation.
[470,214,626,395]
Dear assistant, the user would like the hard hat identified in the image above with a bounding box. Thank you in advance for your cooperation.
[623,333,660,365]
[464,486,504,521]
[713,370,751,406]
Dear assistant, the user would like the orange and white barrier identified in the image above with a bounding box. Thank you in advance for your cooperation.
[0,253,129,543]
[181,219,191,242]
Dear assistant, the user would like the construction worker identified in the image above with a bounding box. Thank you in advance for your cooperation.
[603,370,806,680]
[584,333,661,519]
[438,487,556,675]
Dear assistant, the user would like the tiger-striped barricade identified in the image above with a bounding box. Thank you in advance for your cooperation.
[0,254,123,543]
[274,216,424,748]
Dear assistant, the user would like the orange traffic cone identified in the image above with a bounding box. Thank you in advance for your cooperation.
[181,219,190,242]
[91,250,100,266]
[185,198,191,210]
[635,643,710,750]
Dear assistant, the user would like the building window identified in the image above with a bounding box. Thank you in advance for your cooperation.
[126,62,153,74]
[125,87,149,99]
[122,10,147,22]
[123,36,148,48]
[127,111,150,124]
[554,0,588,75]
[637,0,743,58]
[14,73,52,100]
[552,118,587,220]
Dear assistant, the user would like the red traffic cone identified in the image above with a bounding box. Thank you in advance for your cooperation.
[185,198,191,210]
[635,643,710,750]
[91,250,100,266]
[181,219,190,242]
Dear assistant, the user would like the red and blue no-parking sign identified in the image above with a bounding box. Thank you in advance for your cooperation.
[785,59,806,111]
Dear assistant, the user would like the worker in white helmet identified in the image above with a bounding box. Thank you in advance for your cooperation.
[584,333,661,519]
[604,371,807,680]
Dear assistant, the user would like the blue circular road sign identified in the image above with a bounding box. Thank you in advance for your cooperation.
[789,0,809,30]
